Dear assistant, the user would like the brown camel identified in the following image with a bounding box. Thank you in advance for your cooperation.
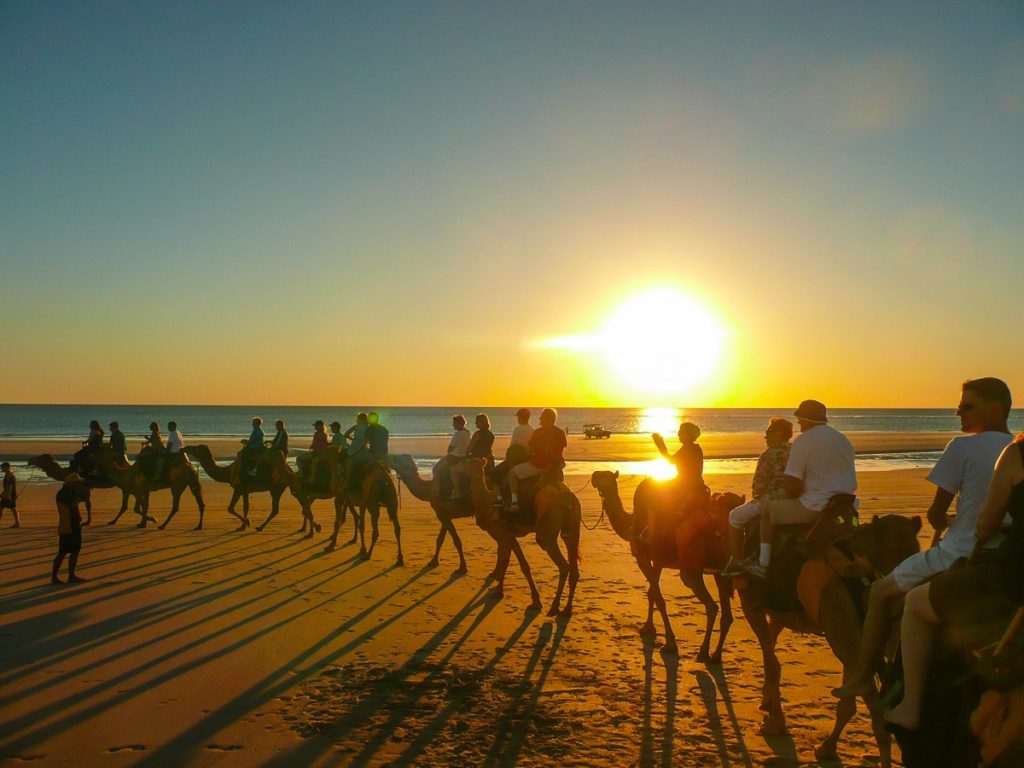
[737,513,921,768]
[590,470,741,662]
[388,454,542,601]
[93,446,206,529]
[183,445,296,532]
[28,453,145,526]
[323,458,403,566]
[464,457,580,616]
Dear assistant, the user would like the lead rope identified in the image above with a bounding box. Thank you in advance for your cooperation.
[577,478,607,531]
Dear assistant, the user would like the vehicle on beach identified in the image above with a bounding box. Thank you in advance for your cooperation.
[582,423,611,439]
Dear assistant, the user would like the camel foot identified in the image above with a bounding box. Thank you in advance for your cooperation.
[395,554,404,567]
[662,640,679,656]
[107,520,117,526]
[193,524,202,531]
[488,587,504,601]
[708,651,723,666]
[236,523,247,532]
[346,536,358,546]
[314,522,322,533]
[485,570,498,582]
[546,604,560,617]
[136,522,147,529]
[305,529,314,539]
[295,526,306,534]
[256,524,267,532]
[324,542,336,553]
[454,565,467,576]
[638,623,656,639]
[559,606,573,618]
[757,713,787,737]
[814,742,838,762]
[158,524,167,531]
[427,557,440,568]
[696,648,711,664]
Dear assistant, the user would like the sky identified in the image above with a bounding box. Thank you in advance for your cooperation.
[2,1,1022,407]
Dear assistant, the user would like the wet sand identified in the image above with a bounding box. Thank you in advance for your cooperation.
[0,466,936,766]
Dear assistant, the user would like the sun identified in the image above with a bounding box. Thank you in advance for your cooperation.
[600,289,725,398]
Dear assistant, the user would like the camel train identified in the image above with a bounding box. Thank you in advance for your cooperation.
[21,394,1024,766]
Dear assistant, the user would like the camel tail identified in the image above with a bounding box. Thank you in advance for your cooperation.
[561,493,583,565]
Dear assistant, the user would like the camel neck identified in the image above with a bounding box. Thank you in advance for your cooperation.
[599,486,634,541]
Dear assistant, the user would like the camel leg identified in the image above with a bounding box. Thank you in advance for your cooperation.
[739,590,786,734]
[637,559,659,640]
[159,490,183,530]
[191,478,205,530]
[507,537,542,611]
[708,574,734,665]
[386,499,403,567]
[256,498,280,532]
[109,488,132,525]
[226,489,246,528]
[682,571,720,664]
[488,539,513,600]
[428,519,447,568]
[559,509,581,616]
[538,530,570,617]
[325,497,344,552]
[83,493,92,526]
[644,563,678,654]
[362,507,381,559]
[136,493,150,529]
[357,504,368,555]
[305,501,318,538]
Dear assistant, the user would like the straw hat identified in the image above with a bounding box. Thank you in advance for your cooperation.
[793,400,828,424]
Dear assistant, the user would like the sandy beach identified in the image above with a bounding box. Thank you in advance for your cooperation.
[0,462,936,766]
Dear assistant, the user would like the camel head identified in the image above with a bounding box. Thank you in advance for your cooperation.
[709,491,745,514]
[853,514,922,576]
[590,470,620,499]
[386,454,417,477]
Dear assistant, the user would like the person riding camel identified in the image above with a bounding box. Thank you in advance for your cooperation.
[139,421,165,480]
[72,420,105,476]
[108,421,127,462]
[432,415,472,500]
[297,420,329,481]
[449,413,495,501]
[639,421,707,543]
[506,407,566,514]
[231,417,266,485]
[362,411,390,474]
[0,462,19,528]
[268,419,289,454]
[159,421,185,480]
[721,417,794,576]
[745,399,856,579]
[341,412,370,488]
[329,421,345,448]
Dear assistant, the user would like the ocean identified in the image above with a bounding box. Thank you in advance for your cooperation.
[4,404,1021,480]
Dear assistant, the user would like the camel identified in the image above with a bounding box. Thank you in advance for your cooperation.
[28,452,150,526]
[737,513,922,768]
[387,453,474,573]
[323,458,403,567]
[591,469,742,661]
[463,457,581,617]
[93,446,206,529]
[183,445,296,532]
[388,453,543,603]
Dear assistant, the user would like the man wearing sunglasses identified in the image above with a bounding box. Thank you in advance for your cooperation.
[833,376,1013,699]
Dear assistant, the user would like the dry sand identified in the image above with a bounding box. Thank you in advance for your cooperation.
[0,466,936,767]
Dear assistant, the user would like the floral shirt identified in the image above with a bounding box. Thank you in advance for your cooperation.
[752,444,791,500]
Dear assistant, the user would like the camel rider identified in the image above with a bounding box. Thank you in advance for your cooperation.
[297,420,329,481]
[506,408,567,513]
[654,421,705,492]
[330,421,345,448]
[269,420,289,454]
[108,421,127,462]
[360,412,390,477]
[432,415,471,500]
[450,413,495,500]
[340,412,369,488]
[157,421,185,480]
[72,420,105,475]
[232,417,266,485]
[492,408,533,490]
[1,462,19,528]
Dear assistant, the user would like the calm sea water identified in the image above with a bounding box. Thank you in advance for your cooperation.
[5,405,1021,480]
[3,404,1021,439]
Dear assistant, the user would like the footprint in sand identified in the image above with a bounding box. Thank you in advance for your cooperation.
[107,745,146,753]
[205,744,243,751]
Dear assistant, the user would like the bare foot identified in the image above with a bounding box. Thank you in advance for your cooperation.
[68,575,88,583]
[51,577,65,585]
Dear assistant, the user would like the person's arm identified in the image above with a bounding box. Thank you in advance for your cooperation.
[694,444,704,476]
[652,433,671,461]
[975,444,1023,544]
[925,487,956,537]
[751,454,771,498]
[344,425,356,439]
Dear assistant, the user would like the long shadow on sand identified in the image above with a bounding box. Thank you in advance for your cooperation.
[638,643,680,768]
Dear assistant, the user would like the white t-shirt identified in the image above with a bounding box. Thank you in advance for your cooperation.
[166,430,185,454]
[784,424,857,511]
[928,431,1014,558]
[448,428,472,458]
[511,424,534,448]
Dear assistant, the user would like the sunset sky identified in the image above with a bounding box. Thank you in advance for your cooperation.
[3,2,1022,407]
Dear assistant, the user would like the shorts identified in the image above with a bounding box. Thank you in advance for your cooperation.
[58,529,82,554]
[764,497,819,525]
[889,547,960,592]
[0,498,15,510]
[728,499,761,528]
[512,462,546,481]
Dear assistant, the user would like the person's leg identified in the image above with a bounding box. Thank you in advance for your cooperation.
[832,574,905,698]
[68,550,85,582]
[758,499,775,568]
[449,462,466,499]
[430,458,446,499]
[52,549,66,584]
[724,499,760,573]
[885,582,939,730]
[11,505,19,528]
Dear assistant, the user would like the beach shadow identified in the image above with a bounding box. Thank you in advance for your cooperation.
[639,645,681,768]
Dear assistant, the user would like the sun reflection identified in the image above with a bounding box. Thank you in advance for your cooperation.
[637,407,682,436]
[643,458,679,481]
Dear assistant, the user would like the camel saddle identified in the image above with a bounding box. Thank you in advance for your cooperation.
[501,466,564,524]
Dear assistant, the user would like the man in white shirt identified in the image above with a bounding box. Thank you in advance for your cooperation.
[747,399,857,577]
[833,377,1013,699]
[431,415,471,499]
[511,408,534,449]
[156,420,186,480]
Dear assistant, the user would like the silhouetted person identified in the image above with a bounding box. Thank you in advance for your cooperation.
[52,476,89,585]
[72,420,104,476]
[108,421,127,461]
[364,411,390,466]
[269,420,289,454]
[233,417,266,485]
[507,408,566,512]
[0,462,19,528]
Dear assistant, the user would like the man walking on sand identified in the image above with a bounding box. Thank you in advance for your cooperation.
[833,377,1013,699]
[746,399,856,578]
[0,462,19,528]
[53,475,90,585]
